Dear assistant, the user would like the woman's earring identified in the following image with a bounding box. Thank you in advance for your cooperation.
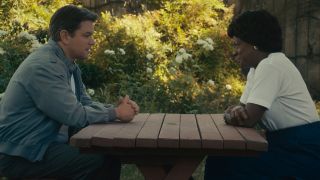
[253,46,258,50]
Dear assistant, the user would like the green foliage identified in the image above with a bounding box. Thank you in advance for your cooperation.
[315,101,320,116]
[0,0,77,32]
[0,0,243,113]
[0,29,43,92]
[0,0,78,92]
[83,0,243,113]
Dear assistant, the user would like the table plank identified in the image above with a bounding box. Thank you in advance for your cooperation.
[158,114,180,148]
[196,114,223,149]
[211,114,246,150]
[180,114,201,148]
[69,124,105,148]
[112,113,150,147]
[136,113,165,148]
[91,123,127,147]
[236,127,268,151]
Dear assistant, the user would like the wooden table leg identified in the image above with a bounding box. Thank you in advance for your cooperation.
[164,157,203,180]
[137,156,204,180]
[137,166,167,180]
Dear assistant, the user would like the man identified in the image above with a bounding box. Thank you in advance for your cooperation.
[0,5,139,179]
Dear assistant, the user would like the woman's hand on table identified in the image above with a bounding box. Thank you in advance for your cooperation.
[224,105,248,126]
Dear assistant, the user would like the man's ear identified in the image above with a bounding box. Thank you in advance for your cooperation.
[59,30,70,45]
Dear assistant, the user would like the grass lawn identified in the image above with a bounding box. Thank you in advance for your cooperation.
[120,158,206,180]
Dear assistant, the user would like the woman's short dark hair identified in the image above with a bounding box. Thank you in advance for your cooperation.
[49,5,98,41]
[227,10,282,53]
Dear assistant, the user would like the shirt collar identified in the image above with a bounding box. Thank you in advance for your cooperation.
[48,39,77,74]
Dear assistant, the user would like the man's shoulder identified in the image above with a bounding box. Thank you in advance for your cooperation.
[18,48,67,80]
[27,44,60,63]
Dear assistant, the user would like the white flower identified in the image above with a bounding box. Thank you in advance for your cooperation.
[146,67,153,73]
[178,48,186,54]
[87,89,95,96]
[0,47,6,55]
[205,37,214,45]
[0,30,7,36]
[197,37,215,51]
[169,67,177,74]
[196,39,207,45]
[181,53,192,60]
[207,80,215,86]
[176,48,192,62]
[203,44,214,51]
[18,31,36,41]
[146,53,154,60]
[175,55,183,64]
[29,40,42,52]
[118,48,126,55]
[104,49,115,55]
[226,84,232,90]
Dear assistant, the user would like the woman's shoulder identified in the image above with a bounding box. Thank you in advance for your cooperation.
[257,52,293,71]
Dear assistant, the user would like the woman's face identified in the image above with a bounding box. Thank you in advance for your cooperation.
[232,37,257,69]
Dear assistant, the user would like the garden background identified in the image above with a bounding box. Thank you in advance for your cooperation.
[0,0,319,179]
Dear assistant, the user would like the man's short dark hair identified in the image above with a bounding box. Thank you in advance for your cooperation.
[49,5,98,41]
[227,10,282,53]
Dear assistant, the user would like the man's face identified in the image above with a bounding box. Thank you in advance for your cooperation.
[67,20,95,60]
[232,37,256,69]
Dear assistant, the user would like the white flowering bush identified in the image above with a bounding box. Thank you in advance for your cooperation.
[81,0,244,113]
[87,88,95,96]
[225,84,232,90]
[146,53,154,60]
[0,0,75,32]
[0,0,76,92]
[0,0,244,113]
[196,38,215,51]
[104,49,115,55]
[0,29,43,92]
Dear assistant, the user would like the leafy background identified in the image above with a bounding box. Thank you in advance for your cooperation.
[0,0,244,114]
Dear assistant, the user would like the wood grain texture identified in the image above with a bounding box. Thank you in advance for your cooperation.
[180,114,201,148]
[211,114,246,150]
[158,114,180,148]
[196,114,223,149]
[112,113,150,147]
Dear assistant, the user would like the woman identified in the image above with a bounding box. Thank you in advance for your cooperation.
[205,10,320,179]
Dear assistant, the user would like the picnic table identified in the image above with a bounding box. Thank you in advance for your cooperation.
[70,113,268,180]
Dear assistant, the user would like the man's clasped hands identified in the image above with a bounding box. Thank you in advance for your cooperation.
[115,95,139,122]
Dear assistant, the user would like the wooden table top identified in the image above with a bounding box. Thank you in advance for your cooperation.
[70,113,268,155]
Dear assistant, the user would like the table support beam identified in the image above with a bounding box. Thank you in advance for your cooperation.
[137,156,204,180]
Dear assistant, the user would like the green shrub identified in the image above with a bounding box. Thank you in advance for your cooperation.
[0,29,43,92]
[0,0,78,92]
[82,0,244,113]
[315,101,320,116]
[1,0,244,113]
[0,0,77,32]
